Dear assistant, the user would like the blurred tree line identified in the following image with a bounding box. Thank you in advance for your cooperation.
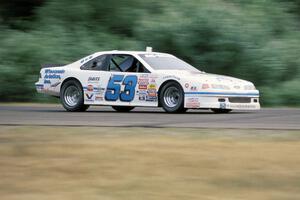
[0,0,299,105]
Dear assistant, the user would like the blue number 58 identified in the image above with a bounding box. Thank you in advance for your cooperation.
[105,75,137,102]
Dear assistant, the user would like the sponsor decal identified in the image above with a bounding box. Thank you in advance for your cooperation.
[150,78,156,83]
[144,83,157,101]
[83,86,102,93]
[202,84,210,89]
[146,86,157,101]
[44,74,61,79]
[185,83,189,88]
[140,74,149,78]
[138,89,157,102]
[87,85,94,92]
[139,85,147,90]
[85,93,94,101]
[81,55,93,64]
[44,80,51,84]
[149,75,159,79]
[190,86,197,91]
[211,84,230,90]
[187,98,199,102]
[148,84,156,90]
[45,69,65,74]
[88,77,100,82]
[95,95,104,101]
[44,69,65,82]
[138,78,149,90]
[216,76,235,83]
[186,98,200,108]
[146,96,157,102]
[137,90,146,94]
[139,93,147,101]
[148,89,157,97]
[138,78,149,85]
[97,88,106,94]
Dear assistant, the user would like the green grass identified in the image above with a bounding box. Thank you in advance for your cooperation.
[0,126,300,200]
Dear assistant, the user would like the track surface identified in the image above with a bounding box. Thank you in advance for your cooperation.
[0,104,299,130]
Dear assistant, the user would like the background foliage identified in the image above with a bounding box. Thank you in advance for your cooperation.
[0,0,299,105]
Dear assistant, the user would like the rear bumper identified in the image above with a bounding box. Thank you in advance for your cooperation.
[35,81,60,96]
[184,93,260,110]
[35,81,44,93]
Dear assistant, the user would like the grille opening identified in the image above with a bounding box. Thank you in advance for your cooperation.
[229,97,251,103]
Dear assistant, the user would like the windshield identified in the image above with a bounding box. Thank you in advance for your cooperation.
[139,54,200,72]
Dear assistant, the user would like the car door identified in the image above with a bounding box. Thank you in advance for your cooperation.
[103,54,158,107]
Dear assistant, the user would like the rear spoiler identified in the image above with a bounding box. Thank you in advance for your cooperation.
[41,64,66,68]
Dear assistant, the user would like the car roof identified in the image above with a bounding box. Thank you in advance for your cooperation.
[92,50,172,57]
[72,50,174,69]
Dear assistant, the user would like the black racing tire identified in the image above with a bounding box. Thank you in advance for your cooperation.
[159,81,185,113]
[112,106,135,112]
[211,109,232,114]
[60,79,89,112]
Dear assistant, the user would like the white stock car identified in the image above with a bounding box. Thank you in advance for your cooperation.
[35,50,260,113]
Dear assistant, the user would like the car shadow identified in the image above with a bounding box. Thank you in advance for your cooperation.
[81,110,254,115]
[26,106,257,115]
[31,110,255,115]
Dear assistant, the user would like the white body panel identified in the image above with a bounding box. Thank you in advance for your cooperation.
[35,51,260,110]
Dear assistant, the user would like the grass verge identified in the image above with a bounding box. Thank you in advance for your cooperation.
[0,126,300,200]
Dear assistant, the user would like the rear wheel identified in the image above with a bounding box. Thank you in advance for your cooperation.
[211,109,232,114]
[60,80,89,112]
[112,106,135,112]
[159,82,185,113]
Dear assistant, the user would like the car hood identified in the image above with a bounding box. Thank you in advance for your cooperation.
[157,70,253,85]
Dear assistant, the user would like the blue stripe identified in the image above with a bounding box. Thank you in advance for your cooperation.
[185,91,259,96]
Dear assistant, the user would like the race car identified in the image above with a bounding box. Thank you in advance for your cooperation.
[35,48,260,113]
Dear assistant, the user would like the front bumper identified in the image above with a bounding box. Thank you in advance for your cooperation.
[184,92,260,110]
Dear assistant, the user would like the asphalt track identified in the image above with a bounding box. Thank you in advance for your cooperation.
[0,104,299,130]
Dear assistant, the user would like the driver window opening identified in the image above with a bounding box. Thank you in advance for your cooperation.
[109,54,150,73]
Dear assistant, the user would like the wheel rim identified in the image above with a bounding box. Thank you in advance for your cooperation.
[163,86,180,108]
[64,85,80,107]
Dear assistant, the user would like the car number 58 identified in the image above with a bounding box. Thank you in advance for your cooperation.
[105,75,137,102]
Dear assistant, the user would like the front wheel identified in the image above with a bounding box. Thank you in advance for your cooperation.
[112,106,135,112]
[60,80,89,112]
[211,109,232,114]
[159,82,185,113]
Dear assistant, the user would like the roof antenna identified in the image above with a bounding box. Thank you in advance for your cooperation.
[146,47,153,52]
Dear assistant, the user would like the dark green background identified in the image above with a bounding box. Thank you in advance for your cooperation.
[0,0,299,105]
